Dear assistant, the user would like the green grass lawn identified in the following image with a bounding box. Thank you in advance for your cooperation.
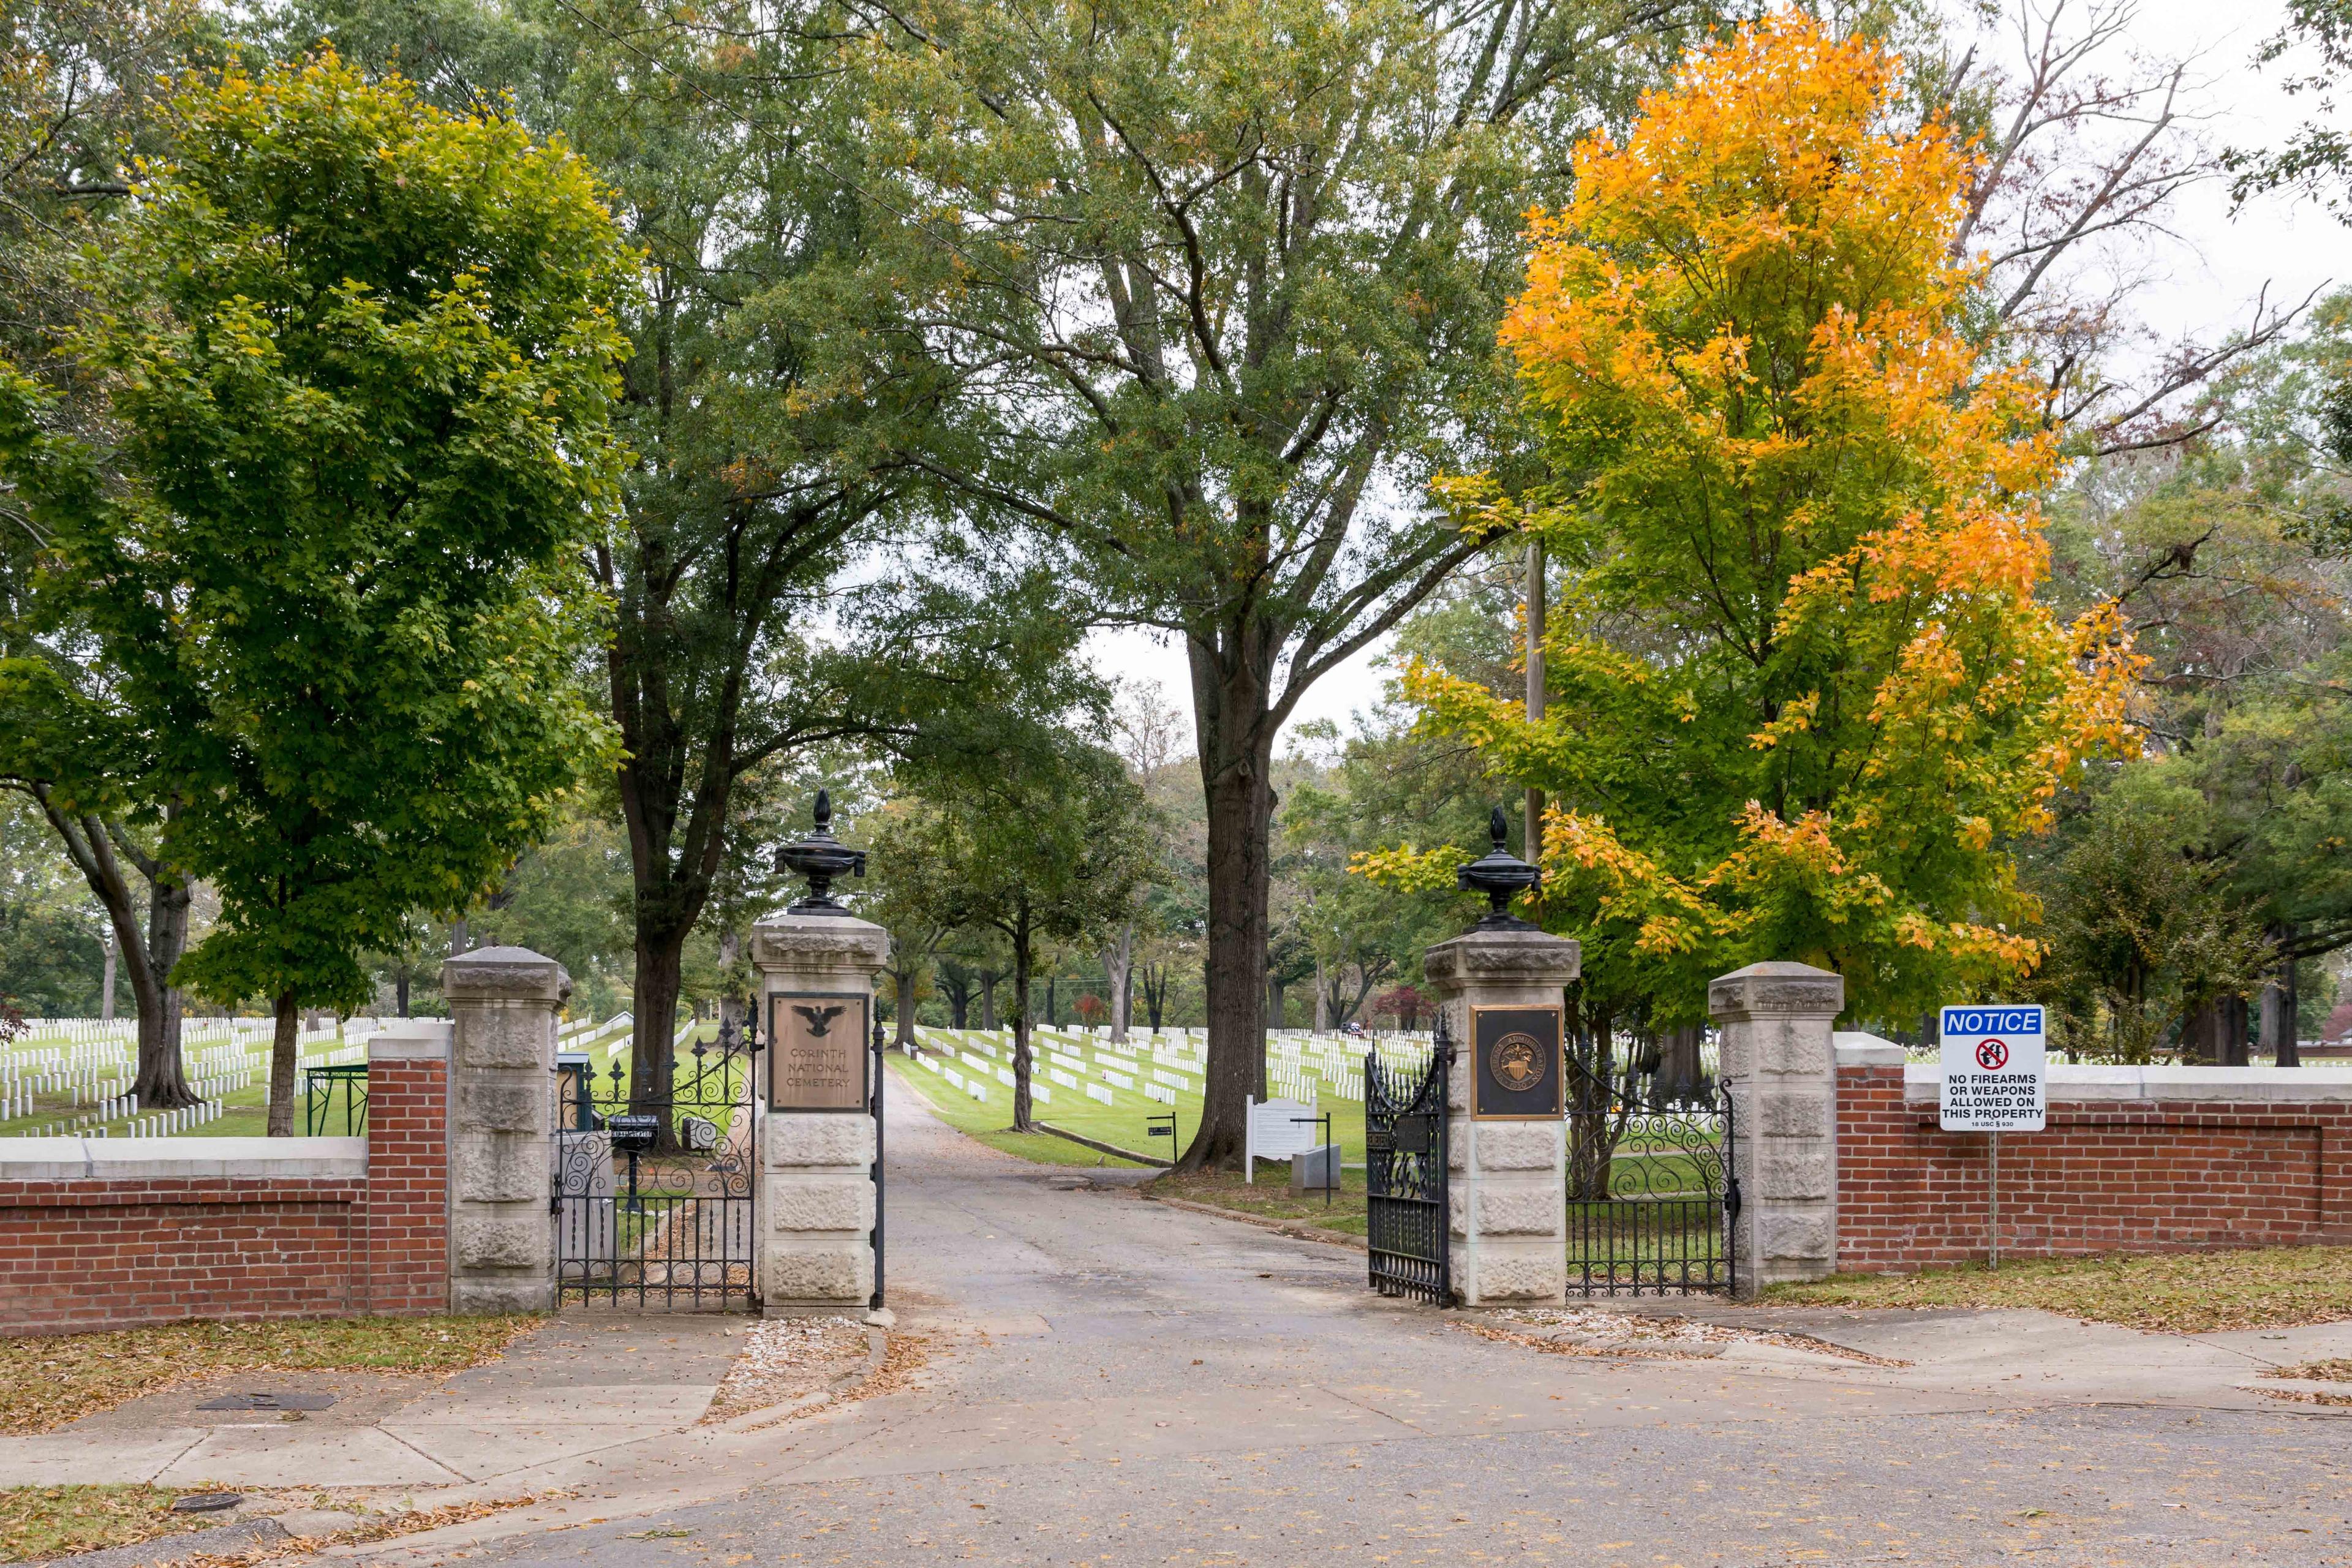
[0,1485,222,1564]
[900,1026,1379,1166]
[888,1057,1147,1167]
[1146,1166,1368,1235]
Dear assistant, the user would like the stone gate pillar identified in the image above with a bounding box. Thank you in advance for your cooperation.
[751,911,886,1310]
[1709,960,1844,1297]
[442,946,568,1313]
[1423,924,1580,1307]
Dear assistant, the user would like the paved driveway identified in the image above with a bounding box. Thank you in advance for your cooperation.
[363,1073,2352,1568]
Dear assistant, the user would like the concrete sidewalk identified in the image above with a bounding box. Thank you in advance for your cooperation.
[0,1311,818,1491]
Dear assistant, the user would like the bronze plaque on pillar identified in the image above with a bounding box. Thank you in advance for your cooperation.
[1471,1004,1564,1119]
[768,992,869,1110]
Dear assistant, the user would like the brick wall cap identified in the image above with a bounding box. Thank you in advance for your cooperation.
[1709,961,1844,1020]
[1834,1030,1907,1068]
[0,1137,101,1179]
[0,1136,368,1180]
[1422,927,1581,989]
[369,1020,452,1061]
[1897,1063,2352,1103]
[443,946,571,1002]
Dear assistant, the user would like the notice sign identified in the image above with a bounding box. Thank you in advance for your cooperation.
[1939,1005,2046,1132]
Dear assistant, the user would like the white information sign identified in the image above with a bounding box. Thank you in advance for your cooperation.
[1939,1005,2046,1132]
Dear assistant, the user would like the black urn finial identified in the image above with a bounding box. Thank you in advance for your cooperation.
[775,790,867,915]
[1456,803,1540,929]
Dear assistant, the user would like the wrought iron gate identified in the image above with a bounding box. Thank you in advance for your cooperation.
[554,1022,760,1311]
[1564,1049,1737,1296]
[1365,1019,1453,1304]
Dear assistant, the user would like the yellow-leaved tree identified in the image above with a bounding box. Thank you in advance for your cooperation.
[1361,16,2136,1029]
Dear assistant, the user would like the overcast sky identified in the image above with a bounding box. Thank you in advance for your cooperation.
[1085,0,2351,756]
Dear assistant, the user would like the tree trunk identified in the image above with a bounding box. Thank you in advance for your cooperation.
[450,918,469,956]
[2265,930,2302,1067]
[137,860,191,1107]
[1105,922,1134,1044]
[1313,957,1330,1031]
[100,930,117,1021]
[1010,908,1035,1132]
[892,961,920,1048]
[1661,1022,1704,1102]
[943,970,970,1028]
[980,971,999,1030]
[266,988,300,1136]
[633,927,686,1137]
[2281,940,2302,1068]
[396,968,411,1017]
[1142,965,1166,1029]
[1046,973,1057,1029]
[1182,701,1276,1171]
[31,795,195,1108]
[2261,970,2291,1066]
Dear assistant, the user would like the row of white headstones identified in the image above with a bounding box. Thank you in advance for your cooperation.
[912,1024,1204,1107]
[907,1023,1433,1109]
[1,1024,368,1139]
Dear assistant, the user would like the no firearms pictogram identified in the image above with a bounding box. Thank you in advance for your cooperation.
[1975,1038,2008,1071]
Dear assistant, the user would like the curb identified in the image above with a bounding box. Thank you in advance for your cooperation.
[1141,1191,1367,1252]
[1035,1122,1170,1168]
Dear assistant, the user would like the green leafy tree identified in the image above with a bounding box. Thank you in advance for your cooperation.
[2035,291,2352,1060]
[289,0,1095,1123]
[2023,775,2276,1063]
[1371,21,2135,1035]
[0,54,629,1130]
[889,744,1161,1130]
[854,0,1702,1166]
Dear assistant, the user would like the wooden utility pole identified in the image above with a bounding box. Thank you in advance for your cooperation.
[1525,537,1547,865]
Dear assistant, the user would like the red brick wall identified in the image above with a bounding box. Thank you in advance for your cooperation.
[1837,1063,2352,1270]
[0,1177,366,1333]
[0,1055,451,1335]
[363,1057,450,1314]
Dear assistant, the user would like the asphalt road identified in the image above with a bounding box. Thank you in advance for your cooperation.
[430,1074,2352,1568]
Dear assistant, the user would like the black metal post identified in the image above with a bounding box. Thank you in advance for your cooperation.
[870,1014,886,1311]
[1434,1017,1455,1306]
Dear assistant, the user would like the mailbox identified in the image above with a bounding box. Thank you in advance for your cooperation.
[606,1114,661,1153]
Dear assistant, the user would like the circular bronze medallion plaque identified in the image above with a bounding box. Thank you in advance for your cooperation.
[1488,1031,1547,1093]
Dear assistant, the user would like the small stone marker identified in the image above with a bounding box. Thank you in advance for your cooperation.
[1939,1005,2046,1131]
[1291,1144,1341,1194]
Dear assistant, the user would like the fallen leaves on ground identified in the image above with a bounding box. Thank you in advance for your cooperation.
[0,1485,215,1563]
[1767,1248,2352,1333]
[2268,1357,2352,1382]
[1464,1309,1907,1366]
[0,1316,539,1435]
[700,1317,869,1423]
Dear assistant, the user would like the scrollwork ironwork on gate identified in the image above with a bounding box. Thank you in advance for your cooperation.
[1366,1016,1452,1305]
[1564,1042,1734,1296]
[552,1021,760,1311]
